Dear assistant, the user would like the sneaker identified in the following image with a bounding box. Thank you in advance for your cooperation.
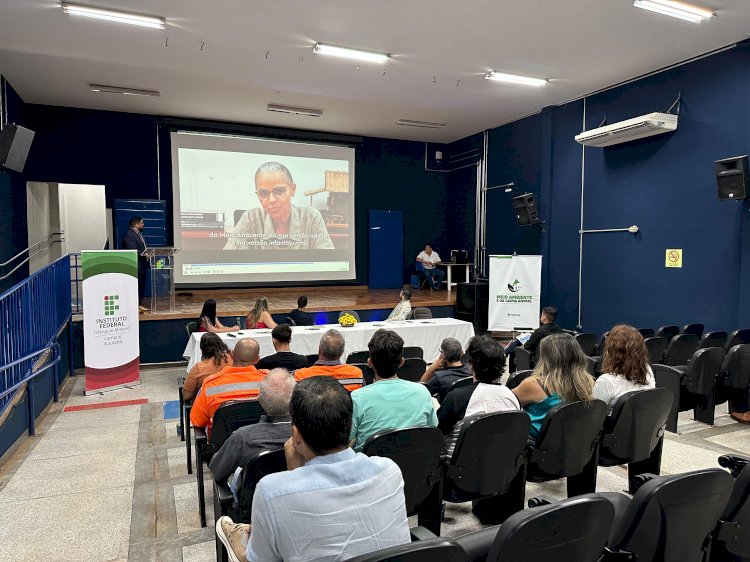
[730,411,750,424]
[215,516,250,562]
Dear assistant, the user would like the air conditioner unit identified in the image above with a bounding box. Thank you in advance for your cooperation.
[574,112,678,147]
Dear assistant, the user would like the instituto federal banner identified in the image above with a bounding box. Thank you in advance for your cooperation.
[488,255,543,331]
[82,250,141,394]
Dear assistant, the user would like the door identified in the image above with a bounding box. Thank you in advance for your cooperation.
[368,210,403,289]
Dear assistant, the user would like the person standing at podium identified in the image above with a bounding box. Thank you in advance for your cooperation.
[121,216,149,313]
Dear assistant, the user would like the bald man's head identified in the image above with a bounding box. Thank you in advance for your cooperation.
[232,338,260,366]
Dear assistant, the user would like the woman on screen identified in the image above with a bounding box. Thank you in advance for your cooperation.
[197,299,240,333]
[246,296,277,330]
[223,161,335,250]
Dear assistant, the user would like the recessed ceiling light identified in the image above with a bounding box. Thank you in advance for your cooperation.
[62,3,166,29]
[396,119,446,129]
[313,43,390,64]
[90,84,160,97]
[633,0,714,22]
[484,71,548,87]
[266,104,323,117]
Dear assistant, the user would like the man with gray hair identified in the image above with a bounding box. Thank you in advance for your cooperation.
[294,329,364,391]
[420,337,472,402]
[209,368,295,503]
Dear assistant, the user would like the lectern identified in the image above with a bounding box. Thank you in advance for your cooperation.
[142,247,179,313]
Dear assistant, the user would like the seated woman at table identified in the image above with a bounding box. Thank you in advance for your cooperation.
[246,296,277,330]
[197,299,239,333]
[512,333,594,441]
[182,333,233,401]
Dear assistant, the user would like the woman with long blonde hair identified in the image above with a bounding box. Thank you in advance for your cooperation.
[246,296,277,330]
[512,332,594,440]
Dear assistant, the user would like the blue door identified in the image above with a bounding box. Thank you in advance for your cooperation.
[368,210,404,289]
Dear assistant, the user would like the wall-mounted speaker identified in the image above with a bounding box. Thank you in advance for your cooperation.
[0,124,35,173]
[715,155,748,201]
[512,192,540,225]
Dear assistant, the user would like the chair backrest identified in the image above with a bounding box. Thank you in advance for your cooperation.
[339,310,361,322]
[362,426,444,514]
[286,316,297,326]
[398,357,427,382]
[638,328,655,338]
[594,331,610,356]
[237,448,287,521]
[351,363,374,385]
[506,369,533,390]
[682,323,705,337]
[515,348,533,371]
[343,537,467,562]
[209,400,266,447]
[655,325,680,343]
[574,333,598,356]
[531,400,608,477]
[306,353,319,367]
[663,333,699,366]
[682,347,724,395]
[444,411,530,501]
[413,307,433,319]
[488,495,615,562]
[346,350,369,364]
[609,469,733,562]
[644,337,668,364]
[584,356,598,379]
[600,388,673,463]
[699,331,727,349]
[716,462,750,558]
[446,376,473,395]
[726,328,750,351]
[721,343,750,390]
[403,346,424,359]
[186,321,197,336]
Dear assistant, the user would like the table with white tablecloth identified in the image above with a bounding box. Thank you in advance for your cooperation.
[182,318,475,371]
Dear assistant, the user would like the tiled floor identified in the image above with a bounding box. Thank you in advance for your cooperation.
[0,366,748,561]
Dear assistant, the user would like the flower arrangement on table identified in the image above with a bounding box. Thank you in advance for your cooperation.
[339,313,358,327]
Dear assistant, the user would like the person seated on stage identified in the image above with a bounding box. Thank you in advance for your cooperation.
[216,376,410,562]
[594,324,655,414]
[246,296,277,330]
[197,298,240,333]
[182,333,233,401]
[190,338,268,435]
[416,244,445,290]
[349,329,437,452]
[504,305,563,372]
[512,333,594,441]
[386,288,412,321]
[287,295,315,326]
[209,368,295,504]
[420,337,473,402]
[256,324,308,371]
[294,329,364,391]
[437,335,519,456]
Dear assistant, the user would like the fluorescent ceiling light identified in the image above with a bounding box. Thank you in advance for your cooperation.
[90,84,160,97]
[396,119,446,129]
[484,71,548,87]
[266,104,323,117]
[633,0,714,22]
[62,3,166,29]
[313,43,390,64]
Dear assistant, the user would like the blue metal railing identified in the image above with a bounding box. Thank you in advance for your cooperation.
[0,255,72,433]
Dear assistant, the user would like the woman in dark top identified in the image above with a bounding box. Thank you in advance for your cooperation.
[197,299,239,333]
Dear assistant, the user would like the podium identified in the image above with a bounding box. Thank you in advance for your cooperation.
[143,247,179,313]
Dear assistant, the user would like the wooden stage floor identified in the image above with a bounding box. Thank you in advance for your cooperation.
[143,286,456,321]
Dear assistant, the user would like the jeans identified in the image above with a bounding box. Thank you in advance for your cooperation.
[504,339,522,373]
[423,267,445,289]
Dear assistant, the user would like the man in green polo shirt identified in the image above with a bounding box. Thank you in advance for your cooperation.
[349,329,437,451]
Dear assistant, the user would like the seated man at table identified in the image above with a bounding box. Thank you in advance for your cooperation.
[257,324,308,371]
[417,244,445,290]
[420,337,472,402]
[287,295,315,326]
[190,338,268,434]
[386,288,412,321]
[294,329,364,391]
[349,329,437,451]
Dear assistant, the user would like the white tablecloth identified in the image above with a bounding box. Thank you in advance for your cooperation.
[182,318,475,371]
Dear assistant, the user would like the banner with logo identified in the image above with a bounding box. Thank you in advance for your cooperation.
[488,255,543,331]
[82,250,141,394]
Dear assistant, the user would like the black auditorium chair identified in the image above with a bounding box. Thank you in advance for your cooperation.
[403,346,425,359]
[443,412,531,528]
[285,316,296,326]
[363,426,444,535]
[351,363,374,385]
[526,400,608,497]
[514,348,533,371]
[398,357,427,382]
[194,399,265,527]
[305,353,319,367]
[444,376,473,398]
[585,356,599,379]
[594,331,610,357]
[651,364,681,433]
[714,344,750,417]
[344,537,467,562]
[655,324,680,343]
[598,388,673,493]
[662,333,699,366]
[346,350,369,364]
[713,455,750,562]
[599,469,733,562]
[412,307,433,319]
[186,321,198,336]
[456,495,615,562]
[682,323,705,338]
[644,336,668,365]
[575,333,598,356]
[700,331,728,350]
[505,369,533,391]
[725,328,750,351]
[638,328,655,338]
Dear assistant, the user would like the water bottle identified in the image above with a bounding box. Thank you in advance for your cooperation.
[236,316,244,330]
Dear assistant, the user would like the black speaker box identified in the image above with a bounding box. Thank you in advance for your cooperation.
[715,155,748,201]
[455,282,489,334]
[0,124,35,173]
[512,192,540,225]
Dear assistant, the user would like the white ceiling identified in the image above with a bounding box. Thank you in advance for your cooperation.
[0,0,749,143]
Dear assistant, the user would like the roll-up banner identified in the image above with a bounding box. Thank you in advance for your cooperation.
[488,255,543,331]
[82,250,141,394]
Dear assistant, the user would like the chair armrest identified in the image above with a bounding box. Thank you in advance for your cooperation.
[453,526,500,562]
[718,454,750,478]
[214,479,234,507]
[630,472,658,492]
[194,426,207,443]
[410,526,438,541]
[527,495,556,507]
[601,547,637,561]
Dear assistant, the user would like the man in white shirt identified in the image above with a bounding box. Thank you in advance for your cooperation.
[386,288,412,321]
[416,244,445,290]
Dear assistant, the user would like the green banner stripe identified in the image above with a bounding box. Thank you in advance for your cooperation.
[83,262,138,280]
[82,252,138,280]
